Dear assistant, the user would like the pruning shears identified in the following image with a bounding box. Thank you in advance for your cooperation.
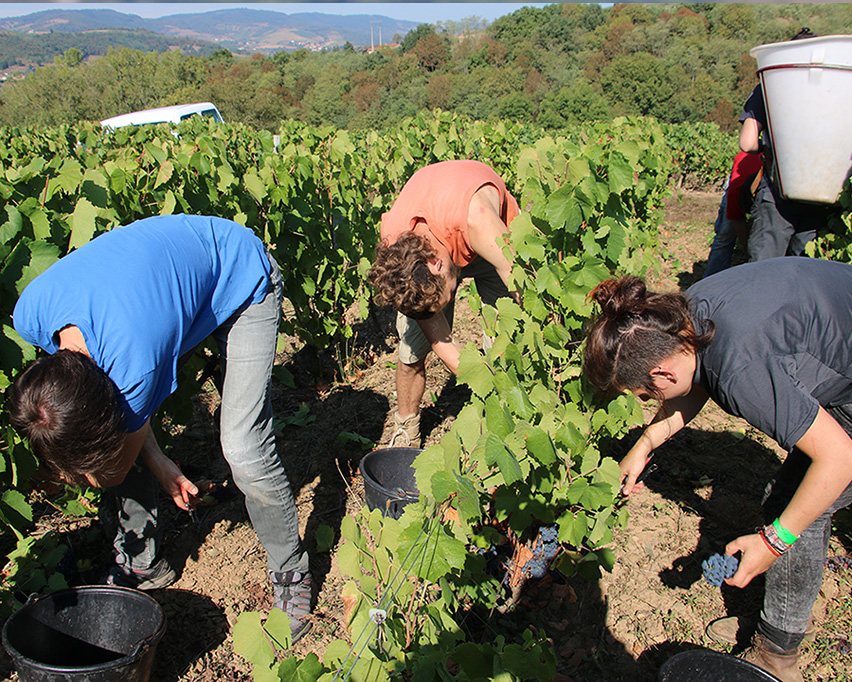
[620,453,658,494]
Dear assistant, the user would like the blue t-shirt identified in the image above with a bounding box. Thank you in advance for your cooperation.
[14,214,272,432]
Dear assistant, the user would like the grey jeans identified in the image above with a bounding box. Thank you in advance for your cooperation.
[747,176,827,261]
[758,403,852,650]
[108,255,309,576]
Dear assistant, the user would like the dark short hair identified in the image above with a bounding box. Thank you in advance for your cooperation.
[6,350,126,483]
[792,28,817,40]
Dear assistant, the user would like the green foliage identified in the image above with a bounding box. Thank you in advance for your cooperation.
[0,113,675,681]
[663,121,740,188]
[1,534,69,618]
[235,116,668,682]
[4,3,852,147]
[806,183,852,263]
[0,27,218,72]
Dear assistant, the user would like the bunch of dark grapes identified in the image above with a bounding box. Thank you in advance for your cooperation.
[525,525,560,579]
[474,544,507,577]
[702,553,739,587]
[826,555,852,572]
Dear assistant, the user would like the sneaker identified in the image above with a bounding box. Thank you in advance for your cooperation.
[270,570,313,644]
[105,557,178,591]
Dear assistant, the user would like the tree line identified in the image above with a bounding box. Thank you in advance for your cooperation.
[1,3,851,132]
[0,27,219,71]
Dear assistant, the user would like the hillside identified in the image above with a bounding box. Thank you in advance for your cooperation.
[0,8,419,55]
[0,28,221,69]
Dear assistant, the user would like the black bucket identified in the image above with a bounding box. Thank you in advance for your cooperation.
[359,447,422,519]
[2,586,166,682]
[658,650,782,681]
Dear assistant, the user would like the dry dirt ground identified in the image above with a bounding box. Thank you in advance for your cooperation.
[3,189,851,682]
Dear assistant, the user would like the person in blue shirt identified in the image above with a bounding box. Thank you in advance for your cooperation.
[7,214,312,643]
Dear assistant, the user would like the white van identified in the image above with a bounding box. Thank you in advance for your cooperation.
[100,102,224,129]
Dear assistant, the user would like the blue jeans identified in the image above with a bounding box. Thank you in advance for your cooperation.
[108,255,308,576]
[704,192,737,278]
[758,403,852,650]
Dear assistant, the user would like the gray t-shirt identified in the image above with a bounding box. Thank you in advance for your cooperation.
[688,258,852,451]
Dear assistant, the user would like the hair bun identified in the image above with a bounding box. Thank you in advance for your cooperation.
[590,276,647,316]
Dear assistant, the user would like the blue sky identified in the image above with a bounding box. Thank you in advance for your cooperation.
[0,3,554,23]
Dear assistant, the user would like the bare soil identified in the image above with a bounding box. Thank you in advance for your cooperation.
[3,188,851,681]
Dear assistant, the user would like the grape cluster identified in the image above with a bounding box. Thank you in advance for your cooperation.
[826,555,852,572]
[525,525,560,579]
[702,553,739,587]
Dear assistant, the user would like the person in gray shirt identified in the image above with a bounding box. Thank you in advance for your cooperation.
[583,257,852,682]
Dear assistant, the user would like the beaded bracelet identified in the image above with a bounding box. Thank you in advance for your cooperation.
[758,528,783,557]
[762,522,792,556]
[772,518,799,545]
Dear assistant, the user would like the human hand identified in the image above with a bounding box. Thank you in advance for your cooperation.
[619,449,654,496]
[147,452,199,511]
[724,533,779,587]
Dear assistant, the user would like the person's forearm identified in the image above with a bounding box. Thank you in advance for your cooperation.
[433,339,462,375]
[625,390,707,461]
[138,424,199,510]
[643,387,707,448]
[138,425,168,467]
[739,118,761,153]
[779,461,852,536]
[782,408,852,536]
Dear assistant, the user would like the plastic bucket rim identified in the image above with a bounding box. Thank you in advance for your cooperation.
[750,33,852,57]
[359,447,422,506]
[658,649,783,680]
[1,585,167,674]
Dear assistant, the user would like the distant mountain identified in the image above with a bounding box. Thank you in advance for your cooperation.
[0,8,420,53]
[0,28,222,69]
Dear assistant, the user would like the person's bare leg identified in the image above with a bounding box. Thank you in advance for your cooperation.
[392,358,425,447]
[397,357,426,417]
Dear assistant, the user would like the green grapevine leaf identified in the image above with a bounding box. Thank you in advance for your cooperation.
[1,489,33,528]
[262,607,292,651]
[315,524,335,553]
[153,160,174,189]
[18,240,61,294]
[232,612,276,669]
[484,394,512,438]
[557,510,589,548]
[525,426,557,465]
[483,433,522,485]
[456,345,493,398]
[68,198,98,250]
[243,171,267,203]
[452,642,493,679]
[402,518,467,583]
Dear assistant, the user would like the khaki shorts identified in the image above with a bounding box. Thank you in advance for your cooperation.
[397,257,509,364]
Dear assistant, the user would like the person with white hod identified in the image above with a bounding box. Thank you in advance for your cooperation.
[7,214,312,643]
[583,257,852,682]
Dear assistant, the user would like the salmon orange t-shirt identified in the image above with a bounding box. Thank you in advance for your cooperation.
[380,160,520,268]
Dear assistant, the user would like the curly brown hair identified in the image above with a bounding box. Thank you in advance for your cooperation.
[583,276,714,399]
[367,232,445,319]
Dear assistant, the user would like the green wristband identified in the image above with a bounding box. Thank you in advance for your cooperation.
[772,518,798,545]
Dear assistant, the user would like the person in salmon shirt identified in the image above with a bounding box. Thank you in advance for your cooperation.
[368,160,521,448]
